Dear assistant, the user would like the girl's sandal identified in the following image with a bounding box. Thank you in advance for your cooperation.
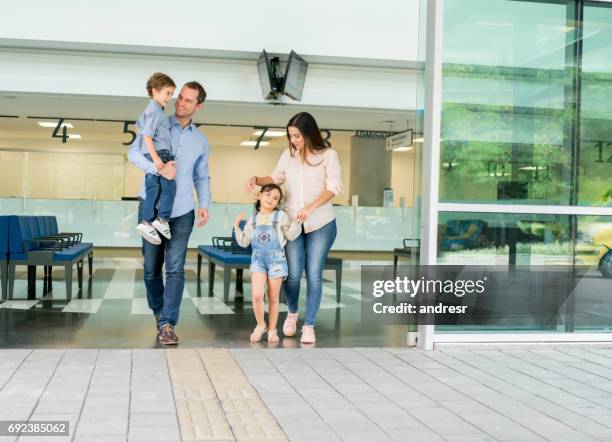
[250,325,268,343]
[267,329,280,343]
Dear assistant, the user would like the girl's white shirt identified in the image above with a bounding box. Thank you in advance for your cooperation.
[234,210,302,248]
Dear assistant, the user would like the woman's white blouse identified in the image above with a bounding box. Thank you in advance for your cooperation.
[271,147,343,233]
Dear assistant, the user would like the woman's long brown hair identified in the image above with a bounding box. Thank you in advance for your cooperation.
[286,112,328,166]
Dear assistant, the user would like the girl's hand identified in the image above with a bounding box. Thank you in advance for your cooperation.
[234,212,246,228]
[244,176,257,194]
[296,205,313,223]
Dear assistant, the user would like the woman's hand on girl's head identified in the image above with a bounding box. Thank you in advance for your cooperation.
[244,176,257,194]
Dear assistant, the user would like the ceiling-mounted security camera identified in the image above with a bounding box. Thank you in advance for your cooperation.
[257,50,308,103]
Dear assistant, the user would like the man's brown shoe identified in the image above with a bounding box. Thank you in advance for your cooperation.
[159,323,179,345]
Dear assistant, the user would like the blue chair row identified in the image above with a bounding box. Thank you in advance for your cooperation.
[2,215,93,301]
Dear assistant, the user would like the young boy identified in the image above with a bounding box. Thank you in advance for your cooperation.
[135,72,176,245]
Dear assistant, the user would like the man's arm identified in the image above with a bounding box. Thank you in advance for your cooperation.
[193,141,212,210]
[194,139,211,227]
[127,136,158,175]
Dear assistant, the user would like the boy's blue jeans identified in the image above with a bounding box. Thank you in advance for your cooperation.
[138,199,194,330]
[141,149,176,222]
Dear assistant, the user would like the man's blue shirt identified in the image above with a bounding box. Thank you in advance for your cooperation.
[128,115,211,218]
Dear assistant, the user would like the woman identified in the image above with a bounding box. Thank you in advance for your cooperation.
[245,112,343,343]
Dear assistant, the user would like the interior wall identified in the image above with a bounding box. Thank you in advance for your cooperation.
[126,146,350,205]
[391,151,415,207]
[0,140,353,205]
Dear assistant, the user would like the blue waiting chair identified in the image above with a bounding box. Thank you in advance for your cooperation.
[7,216,92,301]
[36,216,94,276]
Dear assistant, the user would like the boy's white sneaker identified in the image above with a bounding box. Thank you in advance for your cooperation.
[152,218,172,240]
[136,222,162,245]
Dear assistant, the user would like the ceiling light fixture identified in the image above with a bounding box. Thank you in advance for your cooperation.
[38,121,73,128]
[241,141,270,147]
[253,130,285,137]
[68,134,81,139]
[393,146,413,152]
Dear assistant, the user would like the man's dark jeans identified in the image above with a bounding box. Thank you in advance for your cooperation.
[138,199,194,330]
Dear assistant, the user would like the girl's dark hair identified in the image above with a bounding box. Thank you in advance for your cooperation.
[286,112,328,166]
[254,184,283,212]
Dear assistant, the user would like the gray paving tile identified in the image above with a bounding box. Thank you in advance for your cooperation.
[281,424,341,442]
[385,427,445,441]
[366,411,426,429]
[16,437,71,442]
[129,412,179,427]
[265,402,320,418]
[74,418,128,436]
[127,425,181,441]
[316,409,371,424]
[34,399,83,414]
[0,406,33,420]
[80,406,129,419]
[73,437,126,442]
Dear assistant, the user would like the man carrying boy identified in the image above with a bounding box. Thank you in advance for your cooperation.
[128,81,211,345]
[135,72,177,244]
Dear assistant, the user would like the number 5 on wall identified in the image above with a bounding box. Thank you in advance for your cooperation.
[122,121,137,146]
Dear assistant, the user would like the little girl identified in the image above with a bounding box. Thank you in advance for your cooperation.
[234,184,301,343]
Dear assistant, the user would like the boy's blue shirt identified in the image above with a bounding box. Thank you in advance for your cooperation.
[135,99,173,154]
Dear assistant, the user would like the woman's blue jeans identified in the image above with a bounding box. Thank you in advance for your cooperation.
[284,219,337,326]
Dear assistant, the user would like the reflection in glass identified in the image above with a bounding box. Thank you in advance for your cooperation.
[437,211,612,332]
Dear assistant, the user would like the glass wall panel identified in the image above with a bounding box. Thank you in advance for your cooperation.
[441,0,574,205]
[0,198,414,251]
[436,0,612,335]
[580,3,612,206]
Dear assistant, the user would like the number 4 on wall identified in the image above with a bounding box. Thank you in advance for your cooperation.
[52,118,69,143]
